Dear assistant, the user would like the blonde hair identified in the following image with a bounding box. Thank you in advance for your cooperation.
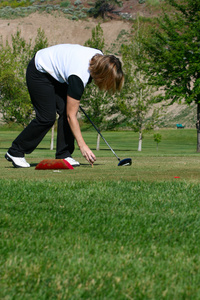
[89,54,124,94]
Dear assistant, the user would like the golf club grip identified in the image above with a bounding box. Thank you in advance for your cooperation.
[79,106,120,161]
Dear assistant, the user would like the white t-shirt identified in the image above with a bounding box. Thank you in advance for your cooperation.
[35,44,103,88]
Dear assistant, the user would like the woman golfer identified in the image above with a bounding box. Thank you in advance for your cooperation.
[5,44,124,168]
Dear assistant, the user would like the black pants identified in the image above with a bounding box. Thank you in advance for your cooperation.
[8,57,74,158]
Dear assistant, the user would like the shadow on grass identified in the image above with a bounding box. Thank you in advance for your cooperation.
[1,147,135,152]
[90,148,135,152]
[80,163,103,167]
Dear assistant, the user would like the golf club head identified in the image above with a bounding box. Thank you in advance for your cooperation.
[118,158,132,166]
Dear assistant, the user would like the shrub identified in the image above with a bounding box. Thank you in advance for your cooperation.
[60,1,70,8]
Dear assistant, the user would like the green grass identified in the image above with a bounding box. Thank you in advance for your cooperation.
[1,129,199,181]
[1,129,200,299]
[1,180,200,299]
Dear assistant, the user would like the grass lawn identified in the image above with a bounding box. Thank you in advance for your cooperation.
[0,129,200,299]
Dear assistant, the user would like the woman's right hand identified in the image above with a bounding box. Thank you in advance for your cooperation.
[79,144,96,165]
[66,96,96,165]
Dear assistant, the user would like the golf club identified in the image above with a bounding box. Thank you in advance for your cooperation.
[79,106,132,166]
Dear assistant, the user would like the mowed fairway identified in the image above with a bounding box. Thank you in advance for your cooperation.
[0,129,200,299]
[1,129,200,182]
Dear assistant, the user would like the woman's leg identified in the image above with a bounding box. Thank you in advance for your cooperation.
[54,82,75,159]
[8,58,56,157]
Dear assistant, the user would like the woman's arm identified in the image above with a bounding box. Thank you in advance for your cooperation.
[66,95,96,165]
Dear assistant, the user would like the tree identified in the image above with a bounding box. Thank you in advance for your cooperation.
[154,133,162,151]
[136,0,200,151]
[83,24,119,150]
[89,0,122,19]
[84,23,105,51]
[0,40,33,127]
[118,18,160,151]
[0,28,48,127]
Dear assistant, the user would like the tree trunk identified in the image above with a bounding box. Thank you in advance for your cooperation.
[96,133,100,151]
[197,102,200,153]
[138,132,142,151]
[50,124,54,150]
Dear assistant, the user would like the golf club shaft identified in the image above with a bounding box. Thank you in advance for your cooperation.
[79,105,120,161]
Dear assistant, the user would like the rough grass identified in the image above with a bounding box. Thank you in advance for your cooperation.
[1,129,200,299]
[1,179,200,299]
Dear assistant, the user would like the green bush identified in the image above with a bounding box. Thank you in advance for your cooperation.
[0,0,31,8]
[60,0,70,8]
[74,0,82,6]
[0,29,48,127]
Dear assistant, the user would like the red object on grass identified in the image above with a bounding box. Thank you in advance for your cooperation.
[174,176,180,178]
[35,159,74,170]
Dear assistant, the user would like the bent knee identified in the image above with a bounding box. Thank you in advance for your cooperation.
[36,113,56,128]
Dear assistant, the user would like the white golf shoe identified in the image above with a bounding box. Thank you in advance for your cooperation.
[5,152,30,168]
[64,157,80,167]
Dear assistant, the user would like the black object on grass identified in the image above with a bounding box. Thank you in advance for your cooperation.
[80,106,132,166]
